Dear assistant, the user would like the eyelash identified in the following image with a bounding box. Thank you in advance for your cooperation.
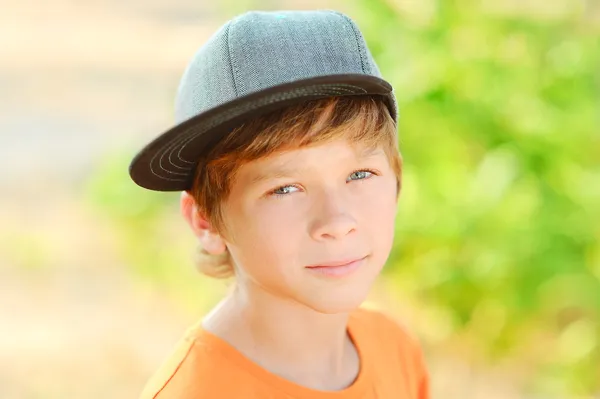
[268,168,379,198]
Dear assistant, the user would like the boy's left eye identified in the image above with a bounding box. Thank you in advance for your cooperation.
[347,170,374,182]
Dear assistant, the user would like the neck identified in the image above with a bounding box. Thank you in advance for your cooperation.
[201,283,359,390]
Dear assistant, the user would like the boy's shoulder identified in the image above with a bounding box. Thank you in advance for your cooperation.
[138,319,245,399]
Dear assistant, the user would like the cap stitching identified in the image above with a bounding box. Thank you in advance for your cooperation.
[333,12,368,74]
[225,20,239,97]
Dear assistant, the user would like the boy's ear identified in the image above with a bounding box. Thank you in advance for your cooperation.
[180,191,227,255]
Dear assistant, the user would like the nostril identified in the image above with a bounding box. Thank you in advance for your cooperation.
[313,220,357,241]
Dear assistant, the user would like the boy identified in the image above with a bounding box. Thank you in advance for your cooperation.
[129,9,429,399]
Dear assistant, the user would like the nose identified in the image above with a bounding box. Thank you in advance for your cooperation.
[308,192,358,241]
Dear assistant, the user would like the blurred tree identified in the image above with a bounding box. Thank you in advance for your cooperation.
[349,0,599,395]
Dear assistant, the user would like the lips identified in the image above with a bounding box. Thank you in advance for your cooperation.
[306,256,366,268]
[305,255,367,277]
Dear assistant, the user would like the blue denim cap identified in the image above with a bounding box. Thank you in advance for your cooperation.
[129,9,397,191]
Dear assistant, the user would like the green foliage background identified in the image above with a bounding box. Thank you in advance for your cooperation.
[351,0,599,395]
[84,0,599,396]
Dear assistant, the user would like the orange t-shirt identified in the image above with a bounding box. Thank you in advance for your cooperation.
[140,307,429,399]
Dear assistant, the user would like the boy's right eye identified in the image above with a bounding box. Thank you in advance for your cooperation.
[270,184,300,197]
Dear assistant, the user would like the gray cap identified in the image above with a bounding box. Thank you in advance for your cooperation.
[129,9,397,191]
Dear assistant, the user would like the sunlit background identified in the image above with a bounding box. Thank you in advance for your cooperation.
[2,0,598,398]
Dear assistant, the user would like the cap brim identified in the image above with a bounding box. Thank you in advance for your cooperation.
[128,74,395,192]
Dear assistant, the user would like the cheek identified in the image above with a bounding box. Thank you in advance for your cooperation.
[250,207,306,278]
[358,178,398,244]
[253,197,310,240]
[224,202,303,277]
[359,173,398,208]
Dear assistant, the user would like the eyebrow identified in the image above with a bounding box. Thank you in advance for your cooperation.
[249,146,384,186]
[249,167,299,186]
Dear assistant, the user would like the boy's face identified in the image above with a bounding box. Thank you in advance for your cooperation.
[221,138,399,313]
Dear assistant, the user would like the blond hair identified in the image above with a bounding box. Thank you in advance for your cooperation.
[187,95,402,278]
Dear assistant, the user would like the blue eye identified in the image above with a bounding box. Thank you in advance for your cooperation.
[347,170,374,182]
[271,185,299,196]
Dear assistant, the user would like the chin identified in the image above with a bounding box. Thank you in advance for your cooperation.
[302,286,372,315]
[300,265,383,314]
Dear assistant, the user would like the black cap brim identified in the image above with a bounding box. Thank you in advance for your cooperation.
[128,74,395,192]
